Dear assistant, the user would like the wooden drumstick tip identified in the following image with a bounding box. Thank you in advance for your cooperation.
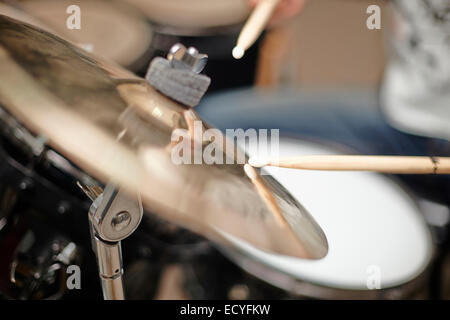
[244,163,258,179]
[232,46,245,59]
[248,157,269,168]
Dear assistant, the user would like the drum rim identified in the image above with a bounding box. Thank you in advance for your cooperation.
[219,243,434,299]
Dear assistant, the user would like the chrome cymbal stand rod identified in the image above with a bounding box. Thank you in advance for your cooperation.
[90,231,125,300]
[79,183,143,300]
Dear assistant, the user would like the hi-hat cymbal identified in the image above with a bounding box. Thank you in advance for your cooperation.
[0,16,328,259]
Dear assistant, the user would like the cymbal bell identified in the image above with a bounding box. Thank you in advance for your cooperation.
[0,15,328,259]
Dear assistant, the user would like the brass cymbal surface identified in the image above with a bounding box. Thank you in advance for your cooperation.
[0,16,328,259]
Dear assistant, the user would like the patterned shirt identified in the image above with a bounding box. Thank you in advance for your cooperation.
[381,0,450,140]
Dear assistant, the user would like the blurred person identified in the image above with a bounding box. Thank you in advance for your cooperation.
[197,1,450,298]
[198,0,450,207]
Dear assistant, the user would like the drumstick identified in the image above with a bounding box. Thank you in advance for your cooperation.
[248,155,450,174]
[232,0,281,59]
[244,164,287,227]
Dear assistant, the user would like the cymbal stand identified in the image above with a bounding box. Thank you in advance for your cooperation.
[77,43,207,299]
[79,182,143,300]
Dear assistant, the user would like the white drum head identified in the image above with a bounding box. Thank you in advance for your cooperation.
[224,138,433,290]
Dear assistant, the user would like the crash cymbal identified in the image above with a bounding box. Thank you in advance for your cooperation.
[0,16,328,259]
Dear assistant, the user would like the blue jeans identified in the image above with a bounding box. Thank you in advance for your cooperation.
[197,88,450,206]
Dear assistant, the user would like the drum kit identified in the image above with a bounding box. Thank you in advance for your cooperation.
[0,1,446,300]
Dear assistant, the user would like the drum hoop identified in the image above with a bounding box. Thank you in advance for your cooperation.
[219,244,434,299]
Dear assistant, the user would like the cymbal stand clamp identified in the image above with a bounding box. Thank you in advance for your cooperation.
[81,183,143,300]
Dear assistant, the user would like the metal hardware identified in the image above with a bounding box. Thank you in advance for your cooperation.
[9,231,78,300]
[167,43,208,74]
[79,182,143,300]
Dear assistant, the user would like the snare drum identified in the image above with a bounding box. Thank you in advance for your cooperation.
[220,138,434,299]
